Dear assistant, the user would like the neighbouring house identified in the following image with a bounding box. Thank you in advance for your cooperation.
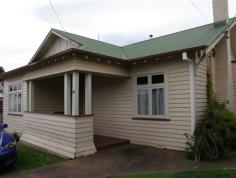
[0,66,4,124]
[0,0,236,158]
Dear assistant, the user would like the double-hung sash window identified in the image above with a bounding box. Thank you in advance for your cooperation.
[9,83,22,114]
[136,74,167,118]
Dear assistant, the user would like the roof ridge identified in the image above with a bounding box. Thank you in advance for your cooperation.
[121,18,235,48]
[51,28,122,48]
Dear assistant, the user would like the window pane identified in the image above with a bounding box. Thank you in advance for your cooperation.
[13,94,17,112]
[137,89,148,115]
[9,86,13,92]
[152,74,164,84]
[152,88,165,115]
[18,94,21,112]
[17,84,22,91]
[13,85,17,91]
[137,76,148,85]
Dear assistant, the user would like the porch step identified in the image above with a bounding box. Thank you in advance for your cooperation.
[94,135,129,150]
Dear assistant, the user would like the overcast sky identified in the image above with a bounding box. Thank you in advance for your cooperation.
[0,0,235,71]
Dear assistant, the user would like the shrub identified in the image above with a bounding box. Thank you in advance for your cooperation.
[13,132,21,143]
[186,72,236,161]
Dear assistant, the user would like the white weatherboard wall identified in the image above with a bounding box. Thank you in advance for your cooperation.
[195,57,208,122]
[21,113,96,158]
[232,62,236,113]
[42,37,77,58]
[213,36,236,112]
[93,58,191,151]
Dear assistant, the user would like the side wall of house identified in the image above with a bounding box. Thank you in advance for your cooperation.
[214,38,228,104]
[93,58,191,151]
[231,26,236,113]
[194,57,208,123]
[232,63,236,104]
[213,35,236,112]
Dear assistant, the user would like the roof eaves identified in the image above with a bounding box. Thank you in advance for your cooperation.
[127,45,207,62]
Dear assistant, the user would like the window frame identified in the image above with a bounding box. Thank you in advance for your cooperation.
[134,73,168,119]
[8,82,22,115]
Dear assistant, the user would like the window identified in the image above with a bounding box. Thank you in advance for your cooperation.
[0,82,3,94]
[9,83,22,114]
[136,74,167,118]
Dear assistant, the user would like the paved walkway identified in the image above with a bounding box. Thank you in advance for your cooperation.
[3,144,236,178]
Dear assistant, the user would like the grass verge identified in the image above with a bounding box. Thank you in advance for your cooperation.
[106,169,236,178]
[0,143,65,176]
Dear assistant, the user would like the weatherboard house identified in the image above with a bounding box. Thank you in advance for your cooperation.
[1,0,236,158]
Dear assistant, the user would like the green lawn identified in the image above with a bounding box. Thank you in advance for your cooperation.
[106,169,236,178]
[0,143,65,176]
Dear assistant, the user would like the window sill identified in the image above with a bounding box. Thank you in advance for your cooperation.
[132,117,170,121]
[8,113,23,117]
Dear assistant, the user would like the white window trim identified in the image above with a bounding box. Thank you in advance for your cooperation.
[8,82,23,115]
[133,73,169,119]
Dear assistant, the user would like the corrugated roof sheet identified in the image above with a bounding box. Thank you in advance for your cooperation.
[52,19,235,60]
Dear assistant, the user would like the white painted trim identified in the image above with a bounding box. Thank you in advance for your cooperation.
[51,31,80,47]
[28,80,34,112]
[29,30,80,64]
[64,73,71,115]
[85,73,92,115]
[8,82,23,114]
[229,20,236,30]
[72,71,79,116]
[206,33,225,54]
[189,59,196,135]
[206,21,236,54]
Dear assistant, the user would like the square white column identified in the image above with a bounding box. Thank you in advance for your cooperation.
[27,80,34,112]
[72,71,79,116]
[64,73,71,115]
[85,73,92,115]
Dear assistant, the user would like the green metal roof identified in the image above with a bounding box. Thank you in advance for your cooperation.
[52,19,235,60]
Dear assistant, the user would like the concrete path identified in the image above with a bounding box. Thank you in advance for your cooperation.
[2,144,236,178]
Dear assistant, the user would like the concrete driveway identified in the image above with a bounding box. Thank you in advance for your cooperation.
[2,144,236,178]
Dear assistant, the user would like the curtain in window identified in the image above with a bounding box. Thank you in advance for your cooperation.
[9,94,13,112]
[138,89,148,115]
[13,94,17,112]
[152,88,165,115]
[18,94,21,112]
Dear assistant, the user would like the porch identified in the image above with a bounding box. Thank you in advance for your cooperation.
[21,71,130,158]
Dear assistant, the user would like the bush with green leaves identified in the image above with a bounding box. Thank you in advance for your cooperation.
[186,73,236,161]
